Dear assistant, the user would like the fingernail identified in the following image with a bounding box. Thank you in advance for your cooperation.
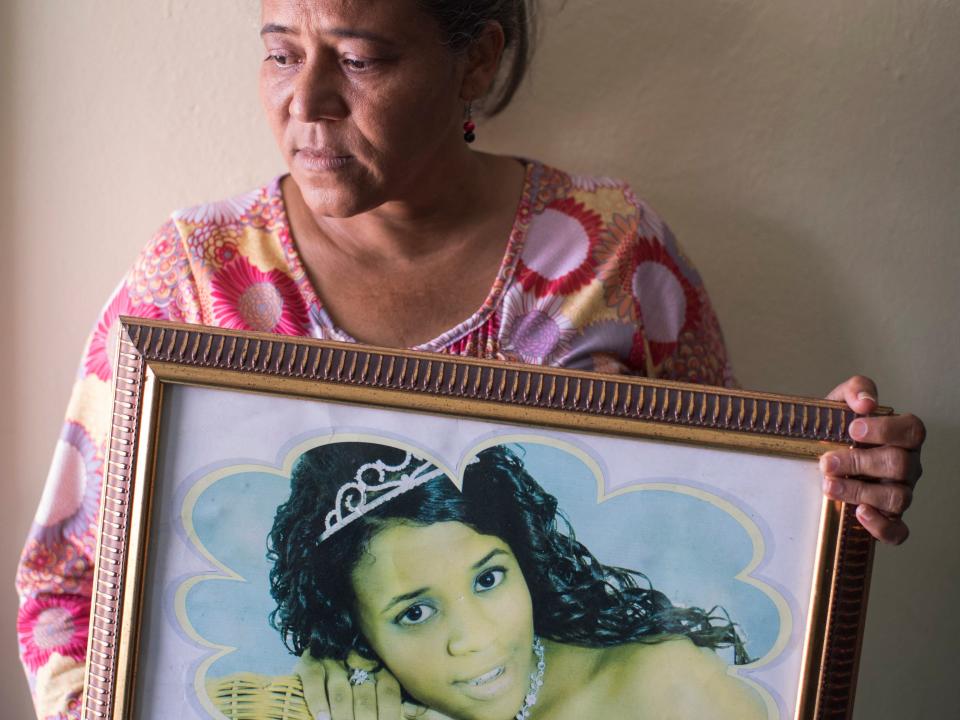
[823,477,843,497]
[315,713,331,720]
[820,454,840,474]
[849,419,867,440]
[857,391,877,404]
[856,505,875,522]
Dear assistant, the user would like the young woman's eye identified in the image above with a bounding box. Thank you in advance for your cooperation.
[396,603,436,627]
[474,568,506,592]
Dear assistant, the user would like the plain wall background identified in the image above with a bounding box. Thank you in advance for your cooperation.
[2,1,957,717]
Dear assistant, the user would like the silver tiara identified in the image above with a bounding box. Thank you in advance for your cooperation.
[320,452,447,541]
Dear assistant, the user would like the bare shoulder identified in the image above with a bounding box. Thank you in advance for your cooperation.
[602,637,767,720]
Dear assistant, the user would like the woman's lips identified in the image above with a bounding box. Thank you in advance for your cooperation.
[454,663,513,701]
[466,666,505,687]
[294,148,354,171]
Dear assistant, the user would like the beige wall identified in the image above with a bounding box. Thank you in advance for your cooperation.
[3,1,958,718]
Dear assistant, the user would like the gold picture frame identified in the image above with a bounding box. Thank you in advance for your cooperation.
[81,317,877,720]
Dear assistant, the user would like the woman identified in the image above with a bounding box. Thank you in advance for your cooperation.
[16,1,924,718]
[208,441,766,719]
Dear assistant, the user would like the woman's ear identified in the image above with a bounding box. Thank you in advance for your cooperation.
[460,21,507,103]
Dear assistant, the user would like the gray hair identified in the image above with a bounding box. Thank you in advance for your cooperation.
[417,0,537,115]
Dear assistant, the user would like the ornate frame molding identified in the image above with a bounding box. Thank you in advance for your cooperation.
[82,318,876,720]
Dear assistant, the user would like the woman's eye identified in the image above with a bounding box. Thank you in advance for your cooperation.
[396,603,436,626]
[474,568,506,592]
[342,57,374,72]
[265,53,296,68]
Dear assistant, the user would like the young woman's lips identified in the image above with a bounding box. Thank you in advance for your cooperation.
[454,663,513,701]
[294,148,354,171]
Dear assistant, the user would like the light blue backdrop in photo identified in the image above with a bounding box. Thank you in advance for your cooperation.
[183,441,780,679]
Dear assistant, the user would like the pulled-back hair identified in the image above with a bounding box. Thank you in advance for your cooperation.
[417,0,537,115]
[268,442,750,668]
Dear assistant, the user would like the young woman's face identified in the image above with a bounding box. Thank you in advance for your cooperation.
[258,0,467,218]
[352,521,536,720]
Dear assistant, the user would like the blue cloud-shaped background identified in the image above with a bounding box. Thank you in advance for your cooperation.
[179,441,781,678]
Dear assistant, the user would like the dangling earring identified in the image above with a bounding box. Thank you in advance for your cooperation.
[463,102,477,144]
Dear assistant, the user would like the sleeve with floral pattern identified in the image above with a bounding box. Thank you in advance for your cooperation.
[628,219,737,388]
[15,219,201,720]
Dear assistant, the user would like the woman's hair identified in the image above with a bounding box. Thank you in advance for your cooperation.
[268,442,750,666]
[417,0,537,115]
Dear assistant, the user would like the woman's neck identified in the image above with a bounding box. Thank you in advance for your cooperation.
[280,152,527,348]
[529,641,606,719]
[285,151,522,265]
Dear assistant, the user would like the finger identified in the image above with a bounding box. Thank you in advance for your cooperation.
[856,504,910,545]
[402,702,428,719]
[352,678,378,720]
[295,654,331,720]
[823,477,914,516]
[323,659,355,720]
[845,413,926,450]
[820,446,921,485]
[374,672,401,720]
[826,375,878,415]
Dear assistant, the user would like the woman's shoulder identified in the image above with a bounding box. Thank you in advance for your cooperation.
[168,176,287,232]
[519,157,688,279]
[598,638,767,719]
[121,175,313,330]
[206,671,311,719]
[525,158,663,226]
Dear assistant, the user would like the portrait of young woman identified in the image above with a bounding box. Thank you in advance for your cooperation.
[5,1,955,719]
[204,440,766,720]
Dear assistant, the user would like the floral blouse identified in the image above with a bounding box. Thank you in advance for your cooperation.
[15,159,733,719]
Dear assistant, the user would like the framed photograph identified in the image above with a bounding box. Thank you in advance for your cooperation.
[82,318,876,720]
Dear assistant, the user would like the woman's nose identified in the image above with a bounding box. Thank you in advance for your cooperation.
[446,598,497,656]
[289,56,348,123]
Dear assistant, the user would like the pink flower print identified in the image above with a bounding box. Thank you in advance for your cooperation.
[84,286,165,382]
[173,188,260,226]
[559,319,639,373]
[621,188,667,240]
[129,220,191,309]
[596,213,702,354]
[529,164,574,213]
[442,314,501,360]
[569,174,622,192]
[18,594,89,672]
[500,285,574,365]
[16,539,91,598]
[33,422,103,546]
[244,180,287,232]
[185,224,242,273]
[516,197,603,298]
[44,693,82,720]
[210,256,309,335]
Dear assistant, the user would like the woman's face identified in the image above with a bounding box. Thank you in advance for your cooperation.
[351,521,536,720]
[259,0,468,218]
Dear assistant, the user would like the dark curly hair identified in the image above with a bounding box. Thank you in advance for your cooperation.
[268,441,750,668]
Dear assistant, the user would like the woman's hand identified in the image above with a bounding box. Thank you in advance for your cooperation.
[295,651,453,720]
[820,376,925,544]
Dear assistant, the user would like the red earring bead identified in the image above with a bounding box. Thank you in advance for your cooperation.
[463,120,476,144]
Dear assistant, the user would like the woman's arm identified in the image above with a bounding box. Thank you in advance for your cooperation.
[15,220,200,719]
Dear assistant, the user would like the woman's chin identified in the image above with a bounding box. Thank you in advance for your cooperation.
[289,168,384,220]
[438,660,530,720]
